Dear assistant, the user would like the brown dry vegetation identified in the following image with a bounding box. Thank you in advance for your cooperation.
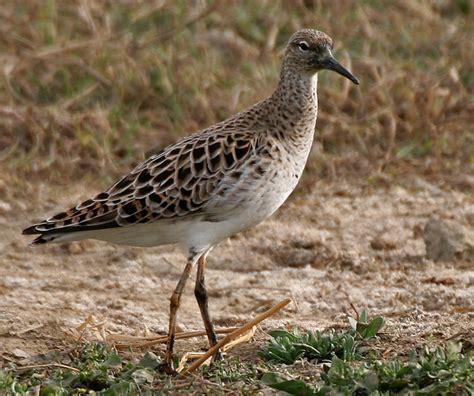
[1,1,473,190]
[0,0,473,393]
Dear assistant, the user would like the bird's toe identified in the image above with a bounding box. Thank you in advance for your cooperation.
[212,350,225,362]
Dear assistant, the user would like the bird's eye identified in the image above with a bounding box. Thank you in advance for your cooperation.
[298,41,309,52]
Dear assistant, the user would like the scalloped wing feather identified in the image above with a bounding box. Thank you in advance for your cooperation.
[23,128,256,241]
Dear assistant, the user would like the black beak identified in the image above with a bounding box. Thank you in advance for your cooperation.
[323,56,359,85]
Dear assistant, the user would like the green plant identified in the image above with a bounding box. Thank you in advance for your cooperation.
[263,342,473,395]
[348,309,385,339]
[259,328,358,364]
[262,372,329,396]
[260,310,385,365]
[0,343,164,395]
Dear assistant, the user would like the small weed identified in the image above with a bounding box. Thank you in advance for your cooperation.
[260,313,473,396]
[348,309,385,339]
[326,342,473,395]
[0,343,164,395]
[259,328,358,364]
[202,358,265,385]
[259,310,384,364]
[200,358,270,394]
[264,343,473,395]
[262,372,329,396]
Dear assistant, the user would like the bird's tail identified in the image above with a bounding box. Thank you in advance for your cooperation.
[23,225,64,245]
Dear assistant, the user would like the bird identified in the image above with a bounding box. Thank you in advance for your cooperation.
[23,29,359,372]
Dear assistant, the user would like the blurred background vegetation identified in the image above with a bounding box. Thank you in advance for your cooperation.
[1,0,472,198]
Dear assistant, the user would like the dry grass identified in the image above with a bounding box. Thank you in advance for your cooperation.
[0,0,473,197]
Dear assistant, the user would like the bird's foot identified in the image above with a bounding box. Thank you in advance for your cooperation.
[159,361,177,375]
[160,343,179,374]
[212,350,225,362]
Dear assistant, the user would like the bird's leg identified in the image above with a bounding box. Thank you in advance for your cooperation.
[194,255,224,361]
[161,251,199,373]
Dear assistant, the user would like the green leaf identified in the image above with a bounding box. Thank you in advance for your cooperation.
[269,329,295,339]
[131,368,154,385]
[360,316,385,338]
[261,373,325,396]
[342,335,356,361]
[269,379,320,395]
[261,372,286,385]
[362,371,379,391]
[40,384,68,396]
[103,353,122,368]
[138,352,161,369]
[103,381,136,395]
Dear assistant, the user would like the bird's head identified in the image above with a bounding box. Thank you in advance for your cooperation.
[284,29,359,85]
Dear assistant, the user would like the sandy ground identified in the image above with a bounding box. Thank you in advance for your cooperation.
[0,176,473,365]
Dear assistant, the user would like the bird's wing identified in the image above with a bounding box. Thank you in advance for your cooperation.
[23,127,257,239]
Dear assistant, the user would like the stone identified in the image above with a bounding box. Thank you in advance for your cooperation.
[423,217,472,262]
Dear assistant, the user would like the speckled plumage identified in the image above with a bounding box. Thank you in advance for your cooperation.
[23,29,359,370]
[24,35,323,250]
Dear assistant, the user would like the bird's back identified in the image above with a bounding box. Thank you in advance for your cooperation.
[23,99,283,246]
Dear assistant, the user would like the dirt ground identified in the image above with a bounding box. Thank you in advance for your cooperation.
[0,176,473,365]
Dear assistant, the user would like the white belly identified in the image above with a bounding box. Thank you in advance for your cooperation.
[57,165,299,250]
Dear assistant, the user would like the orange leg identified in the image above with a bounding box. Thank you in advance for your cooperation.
[161,251,198,373]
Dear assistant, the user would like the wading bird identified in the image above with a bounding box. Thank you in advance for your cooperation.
[23,29,359,372]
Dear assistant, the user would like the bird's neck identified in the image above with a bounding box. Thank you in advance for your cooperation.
[273,64,318,113]
[271,63,318,129]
